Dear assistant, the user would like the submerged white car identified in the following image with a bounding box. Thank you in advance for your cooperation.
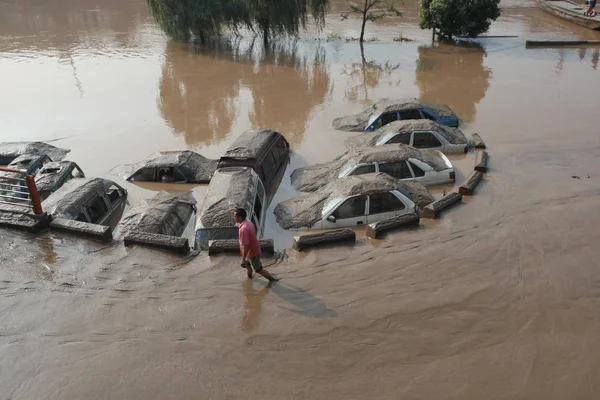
[290,143,455,192]
[345,120,469,154]
[274,173,434,230]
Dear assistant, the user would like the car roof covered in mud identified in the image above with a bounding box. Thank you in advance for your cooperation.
[345,120,467,150]
[274,173,434,229]
[43,177,124,219]
[117,191,196,238]
[35,161,80,193]
[332,98,457,131]
[221,129,285,160]
[197,167,259,229]
[290,144,448,192]
[0,141,70,164]
[122,150,217,183]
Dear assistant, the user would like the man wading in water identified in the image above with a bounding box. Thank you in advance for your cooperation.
[234,208,279,282]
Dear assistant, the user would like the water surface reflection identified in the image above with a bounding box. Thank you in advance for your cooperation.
[159,39,331,148]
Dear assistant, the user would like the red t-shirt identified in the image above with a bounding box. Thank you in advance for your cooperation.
[238,219,261,258]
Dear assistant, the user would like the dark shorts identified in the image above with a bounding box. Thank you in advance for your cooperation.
[588,0,596,7]
[245,256,263,272]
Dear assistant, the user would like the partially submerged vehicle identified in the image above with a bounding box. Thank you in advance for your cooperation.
[291,144,455,192]
[43,177,127,227]
[345,120,468,154]
[35,161,85,201]
[195,167,266,251]
[217,129,290,200]
[0,142,70,165]
[333,98,459,132]
[122,150,218,184]
[274,173,434,230]
[0,154,53,201]
[117,191,196,239]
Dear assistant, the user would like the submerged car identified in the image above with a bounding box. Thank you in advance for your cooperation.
[35,161,85,200]
[117,191,196,239]
[333,98,459,132]
[290,144,455,192]
[121,150,218,184]
[0,154,53,201]
[43,177,127,226]
[195,167,266,251]
[218,129,290,201]
[0,141,70,165]
[345,120,468,154]
[274,173,434,230]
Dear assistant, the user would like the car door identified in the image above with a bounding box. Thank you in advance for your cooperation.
[347,163,377,177]
[411,131,443,151]
[367,191,408,224]
[322,195,368,229]
[377,161,413,180]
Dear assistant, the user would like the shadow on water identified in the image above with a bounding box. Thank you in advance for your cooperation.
[159,38,332,148]
[270,282,338,318]
[415,42,492,123]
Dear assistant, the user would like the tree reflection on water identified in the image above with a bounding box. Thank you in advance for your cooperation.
[415,42,492,123]
[159,38,331,148]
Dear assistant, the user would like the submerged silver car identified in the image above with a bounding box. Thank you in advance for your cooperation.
[290,144,455,192]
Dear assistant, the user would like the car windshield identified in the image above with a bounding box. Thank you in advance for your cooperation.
[338,162,355,178]
[195,227,239,249]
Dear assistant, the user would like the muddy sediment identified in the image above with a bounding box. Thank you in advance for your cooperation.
[1,0,600,399]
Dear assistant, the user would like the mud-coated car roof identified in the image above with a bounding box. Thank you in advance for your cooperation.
[121,150,217,183]
[35,161,82,194]
[0,141,70,164]
[221,129,286,160]
[43,177,125,220]
[332,98,457,131]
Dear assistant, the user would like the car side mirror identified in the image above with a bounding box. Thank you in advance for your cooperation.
[327,215,336,223]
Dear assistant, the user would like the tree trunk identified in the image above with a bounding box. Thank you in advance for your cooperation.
[262,18,269,47]
[431,27,435,43]
[360,0,369,42]
[199,31,206,45]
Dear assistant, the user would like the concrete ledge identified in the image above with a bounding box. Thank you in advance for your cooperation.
[421,192,463,219]
[459,171,484,196]
[475,151,489,172]
[470,133,486,149]
[124,231,189,254]
[365,212,419,239]
[50,217,112,241]
[293,228,356,251]
[208,239,274,256]
[526,40,600,47]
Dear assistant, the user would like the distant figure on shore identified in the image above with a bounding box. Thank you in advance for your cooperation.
[234,208,279,282]
[584,0,597,17]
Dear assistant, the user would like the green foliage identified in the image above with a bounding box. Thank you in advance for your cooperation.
[146,0,330,45]
[343,0,403,42]
[393,31,413,42]
[419,0,500,39]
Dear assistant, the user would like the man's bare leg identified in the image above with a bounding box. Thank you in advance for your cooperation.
[258,269,279,282]
[245,264,253,279]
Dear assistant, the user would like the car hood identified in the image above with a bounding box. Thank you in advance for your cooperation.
[344,133,380,151]
[273,192,330,230]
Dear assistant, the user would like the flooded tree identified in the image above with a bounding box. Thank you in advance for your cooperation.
[145,0,329,45]
[414,43,491,123]
[342,0,402,43]
[419,0,500,40]
[145,0,250,43]
[247,0,330,45]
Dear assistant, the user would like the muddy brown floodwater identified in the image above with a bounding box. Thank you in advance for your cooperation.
[2,0,600,398]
